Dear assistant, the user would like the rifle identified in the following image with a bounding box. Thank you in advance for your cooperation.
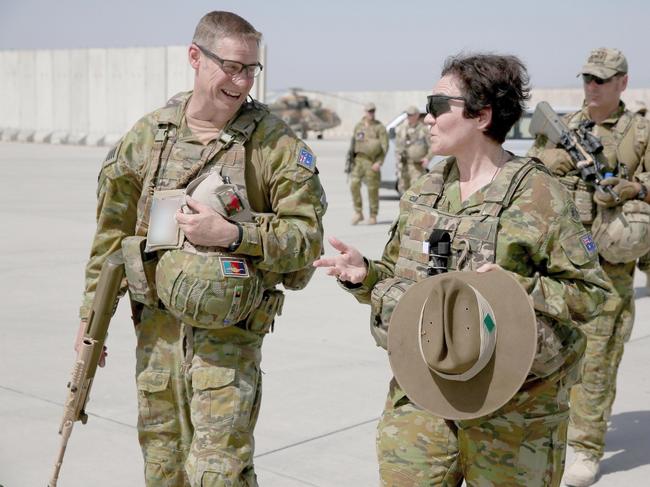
[530,101,620,203]
[48,250,125,487]
[345,140,355,176]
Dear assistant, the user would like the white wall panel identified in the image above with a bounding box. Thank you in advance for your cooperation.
[88,48,108,136]
[51,50,71,133]
[35,50,54,132]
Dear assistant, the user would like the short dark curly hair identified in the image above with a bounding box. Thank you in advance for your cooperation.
[441,53,530,143]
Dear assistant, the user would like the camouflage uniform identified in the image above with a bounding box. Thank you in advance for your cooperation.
[529,102,650,461]
[349,118,388,218]
[394,120,431,193]
[80,92,326,486]
[343,156,610,486]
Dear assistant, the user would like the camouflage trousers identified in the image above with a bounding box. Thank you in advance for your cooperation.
[135,305,264,487]
[397,160,426,194]
[350,156,381,217]
[568,259,634,460]
[377,377,571,486]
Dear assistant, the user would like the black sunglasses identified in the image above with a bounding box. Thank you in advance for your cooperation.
[426,95,466,118]
[582,73,616,85]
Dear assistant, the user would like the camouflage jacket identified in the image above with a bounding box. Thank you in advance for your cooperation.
[80,92,326,319]
[346,156,610,327]
[351,119,389,164]
[395,120,432,163]
[528,101,650,188]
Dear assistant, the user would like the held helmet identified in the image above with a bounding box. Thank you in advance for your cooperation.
[592,199,650,263]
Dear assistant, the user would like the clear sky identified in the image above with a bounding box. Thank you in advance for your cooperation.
[1,0,648,92]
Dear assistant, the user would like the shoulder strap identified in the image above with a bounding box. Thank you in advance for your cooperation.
[481,158,545,216]
[414,157,455,206]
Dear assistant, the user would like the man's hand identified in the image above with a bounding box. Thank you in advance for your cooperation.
[75,320,107,367]
[594,177,640,208]
[176,197,239,247]
[541,148,574,176]
[371,162,381,172]
[313,236,368,284]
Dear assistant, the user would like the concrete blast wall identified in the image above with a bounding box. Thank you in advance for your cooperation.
[1,45,649,142]
[0,46,265,145]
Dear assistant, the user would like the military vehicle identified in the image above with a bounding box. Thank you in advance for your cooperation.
[268,88,341,139]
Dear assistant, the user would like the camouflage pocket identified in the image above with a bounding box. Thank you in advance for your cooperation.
[136,369,175,427]
[370,277,412,349]
[244,289,284,334]
[122,236,158,306]
[191,363,259,431]
[530,316,567,378]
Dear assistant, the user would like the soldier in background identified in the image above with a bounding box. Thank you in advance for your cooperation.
[395,105,431,193]
[528,47,650,487]
[348,102,388,225]
[634,103,650,290]
[75,11,326,486]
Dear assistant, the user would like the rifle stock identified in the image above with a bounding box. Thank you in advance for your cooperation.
[48,250,125,487]
[530,101,620,202]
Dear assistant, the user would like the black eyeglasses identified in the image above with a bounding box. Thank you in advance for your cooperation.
[582,74,616,85]
[426,95,466,118]
[195,44,263,79]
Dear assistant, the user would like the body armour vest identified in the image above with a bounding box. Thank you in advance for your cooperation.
[128,92,272,330]
[371,157,584,380]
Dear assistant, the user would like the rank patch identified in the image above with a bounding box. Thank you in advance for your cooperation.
[297,147,315,171]
[580,234,597,255]
[220,257,249,278]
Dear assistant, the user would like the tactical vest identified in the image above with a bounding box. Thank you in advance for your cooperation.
[371,157,584,380]
[353,121,384,160]
[123,92,285,332]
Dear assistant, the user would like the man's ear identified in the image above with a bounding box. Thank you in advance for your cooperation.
[476,106,492,132]
[188,44,201,70]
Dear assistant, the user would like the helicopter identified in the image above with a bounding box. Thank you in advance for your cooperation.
[268,88,342,139]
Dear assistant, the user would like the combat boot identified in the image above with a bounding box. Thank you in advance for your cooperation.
[367,215,377,225]
[563,452,599,487]
[351,212,363,225]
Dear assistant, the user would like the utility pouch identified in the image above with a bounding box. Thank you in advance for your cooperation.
[370,277,412,349]
[574,179,595,224]
[122,236,159,306]
[244,289,285,334]
[145,189,185,252]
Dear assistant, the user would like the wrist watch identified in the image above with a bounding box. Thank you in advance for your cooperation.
[637,183,648,201]
[227,223,243,252]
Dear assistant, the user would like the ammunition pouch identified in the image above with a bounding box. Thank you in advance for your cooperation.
[243,288,285,334]
[592,198,650,263]
[122,236,159,307]
[370,277,413,349]
[560,175,595,224]
[155,248,265,329]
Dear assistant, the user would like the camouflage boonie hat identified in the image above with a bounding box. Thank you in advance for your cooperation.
[405,105,419,115]
[592,199,650,263]
[580,48,628,79]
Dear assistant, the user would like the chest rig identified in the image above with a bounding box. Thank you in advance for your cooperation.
[125,93,276,331]
[394,157,541,283]
[135,93,268,237]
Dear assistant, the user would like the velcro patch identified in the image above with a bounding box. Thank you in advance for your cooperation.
[297,147,315,171]
[220,257,249,278]
[580,233,597,255]
[217,189,244,217]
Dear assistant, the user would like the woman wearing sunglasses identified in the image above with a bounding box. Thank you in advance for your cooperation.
[314,53,611,486]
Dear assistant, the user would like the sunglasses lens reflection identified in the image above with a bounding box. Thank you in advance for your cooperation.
[427,97,451,118]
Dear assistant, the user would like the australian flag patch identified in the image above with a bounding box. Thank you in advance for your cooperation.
[297,147,315,171]
[220,257,249,278]
[580,233,597,255]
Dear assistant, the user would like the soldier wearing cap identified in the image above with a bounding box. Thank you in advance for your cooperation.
[529,47,650,487]
[348,102,388,225]
[316,53,610,486]
[394,105,432,193]
[74,11,326,486]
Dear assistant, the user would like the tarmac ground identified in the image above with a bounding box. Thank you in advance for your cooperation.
[0,139,648,487]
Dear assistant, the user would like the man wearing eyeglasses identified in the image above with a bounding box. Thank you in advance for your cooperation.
[349,102,388,225]
[76,11,326,486]
[529,47,650,487]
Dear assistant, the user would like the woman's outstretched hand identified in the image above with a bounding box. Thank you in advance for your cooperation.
[313,236,368,284]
